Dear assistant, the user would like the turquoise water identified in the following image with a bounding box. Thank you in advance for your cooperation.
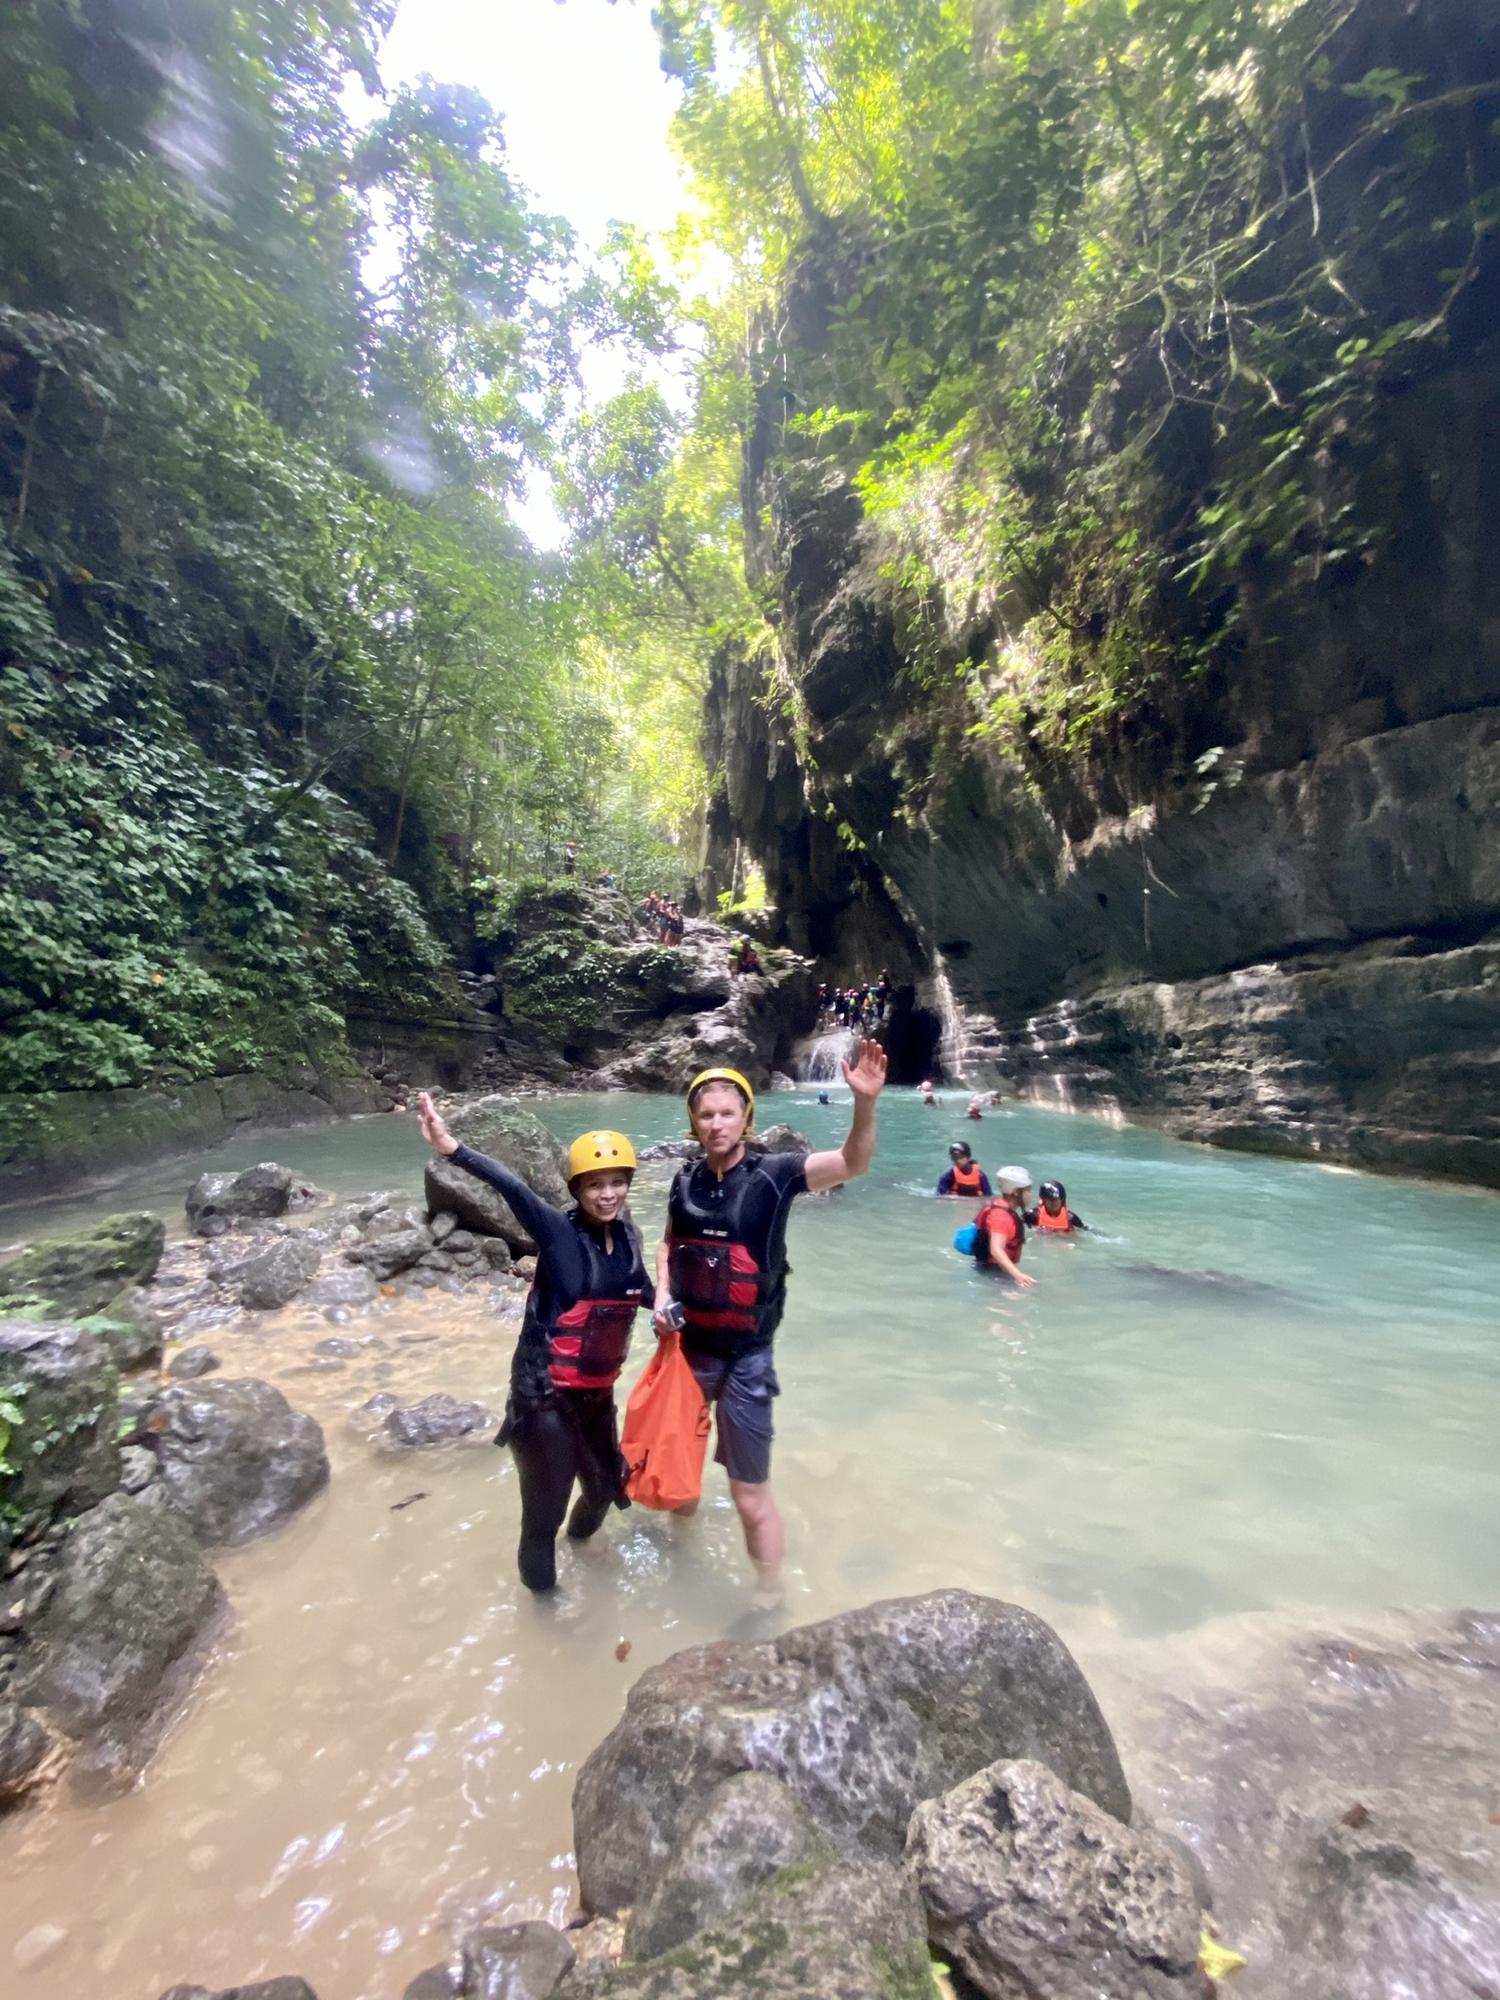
[2,1087,1497,1998]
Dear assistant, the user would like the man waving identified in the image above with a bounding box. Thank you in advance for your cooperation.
[654,1040,887,1604]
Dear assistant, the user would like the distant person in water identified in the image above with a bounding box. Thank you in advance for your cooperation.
[936,1141,991,1199]
[1028,1179,1089,1234]
[966,1095,984,1121]
[653,1045,887,1605]
[817,1090,831,1105]
[919,1079,937,1106]
[973,1166,1035,1288]
[416,1091,651,1593]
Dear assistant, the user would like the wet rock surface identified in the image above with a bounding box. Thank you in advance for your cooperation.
[566,1858,933,2000]
[0,1700,50,1795]
[380,1393,494,1449]
[625,1771,832,1960]
[18,1492,225,1781]
[159,1982,320,2000]
[1131,1610,1500,2000]
[460,1920,575,2000]
[0,1210,165,1316]
[167,1345,221,1379]
[238,1235,322,1310]
[573,1588,1130,1916]
[907,1758,1201,2000]
[148,1379,329,1546]
[0,1320,119,1528]
[187,1163,296,1236]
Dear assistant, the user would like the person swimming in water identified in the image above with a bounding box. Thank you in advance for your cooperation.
[936,1141,991,1198]
[973,1166,1036,1288]
[919,1079,936,1107]
[1028,1179,1089,1233]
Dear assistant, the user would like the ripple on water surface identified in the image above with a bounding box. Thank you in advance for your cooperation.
[2,1089,1498,1997]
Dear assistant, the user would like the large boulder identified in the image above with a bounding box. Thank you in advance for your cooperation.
[151,1379,329,1545]
[1131,1611,1500,2000]
[238,1235,322,1310]
[425,1100,567,1249]
[906,1759,1202,2000]
[0,1211,165,1316]
[19,1492,225,1780]
[186,1163,295,1237]
[573,1589,1130,1915]
[626,1772,832,1960]
[566,1859,932,2000]
[0,1319,119,1531]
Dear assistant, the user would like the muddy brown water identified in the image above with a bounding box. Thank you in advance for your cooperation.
[2,1090,1498,1997]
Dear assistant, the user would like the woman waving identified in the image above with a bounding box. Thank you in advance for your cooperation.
[417,1092,652,1592]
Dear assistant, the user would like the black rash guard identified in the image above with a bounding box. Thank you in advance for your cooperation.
[452,1143,653,1410]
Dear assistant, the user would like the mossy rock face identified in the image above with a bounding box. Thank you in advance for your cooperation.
[448,1097,570,1205]
[0,1212,165,1320]
[0,1319,120,1534]
[570,1860,932,1999]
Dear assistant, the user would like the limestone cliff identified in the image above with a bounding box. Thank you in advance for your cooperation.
[699,2,1500,1183]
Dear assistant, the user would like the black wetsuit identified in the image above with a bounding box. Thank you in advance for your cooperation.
[452,1143,653,1591]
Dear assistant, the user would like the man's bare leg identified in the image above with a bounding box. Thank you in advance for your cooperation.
[729,1477,785,1605]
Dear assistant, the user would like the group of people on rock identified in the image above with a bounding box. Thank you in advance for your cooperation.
[417,1039,889,1601]
[639,893,685,945]
[816,972,890,1029]
[936,1140,1087,1291]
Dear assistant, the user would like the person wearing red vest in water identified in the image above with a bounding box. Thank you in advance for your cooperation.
[417,1092,652,1594]
[935,1141,992,1198]
[973,1165,1036,1288]
[654,1043,888,1605]
[1028,1179,1089,1234]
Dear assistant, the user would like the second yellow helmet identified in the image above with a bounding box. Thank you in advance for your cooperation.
[566,1130,637,1182]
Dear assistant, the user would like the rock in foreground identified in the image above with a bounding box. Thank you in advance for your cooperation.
[907,1759,1201,2000]
[0,1211,165,1316]
[186,1162,296,1236]
[150,1380,329,1546]
[19,1493,225,1785]
[573,1588,1130,1915]
[380,1394,494,1449]
[0,1319,120,1530]
[566,1858,932,2000]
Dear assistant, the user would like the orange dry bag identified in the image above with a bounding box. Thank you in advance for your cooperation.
[621,1332,712,1511]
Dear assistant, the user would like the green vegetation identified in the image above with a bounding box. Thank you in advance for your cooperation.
[0,0,703,1100]
[659,0,1499,770]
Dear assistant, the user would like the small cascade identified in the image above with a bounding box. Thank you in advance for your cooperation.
[933,961,972,1083]
[796,1025,858,1081]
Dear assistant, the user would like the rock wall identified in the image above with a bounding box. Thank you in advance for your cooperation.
[701,214,1500,1183]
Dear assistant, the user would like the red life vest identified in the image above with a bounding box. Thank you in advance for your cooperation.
[666,1155,793,1356]
[546,1296,639,1389]
[949,1160,985,1195]
[1034,1203,1073,1233]
[976,1198,1024,1265]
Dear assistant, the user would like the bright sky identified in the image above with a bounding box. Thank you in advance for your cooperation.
[365,0,691,544]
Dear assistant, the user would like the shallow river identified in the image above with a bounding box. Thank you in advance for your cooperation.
[3,1089,1499,1998]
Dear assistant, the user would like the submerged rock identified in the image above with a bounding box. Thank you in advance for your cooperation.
[0,1211,165,1317]
[186,1163,295,1237]
[167,1345,221,1380]
[573,1588,1129,1915]
[379,1394,494,1449]
[907,1758,1201,2000]
[151,1380,329,1546]
[238,1235,322,1310]
[19,1492,225,1782]
[158,1982,320,2000]
[1131,1610,1500,2000]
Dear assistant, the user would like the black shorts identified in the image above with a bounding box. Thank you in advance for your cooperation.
[683,1344,780,1486]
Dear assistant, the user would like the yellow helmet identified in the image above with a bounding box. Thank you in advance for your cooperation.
[685,1066,756,1134]
[566,1130,637,1182]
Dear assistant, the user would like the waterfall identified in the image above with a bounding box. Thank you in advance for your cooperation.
[933,961,971,1083]
[796,1026,858,1082]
